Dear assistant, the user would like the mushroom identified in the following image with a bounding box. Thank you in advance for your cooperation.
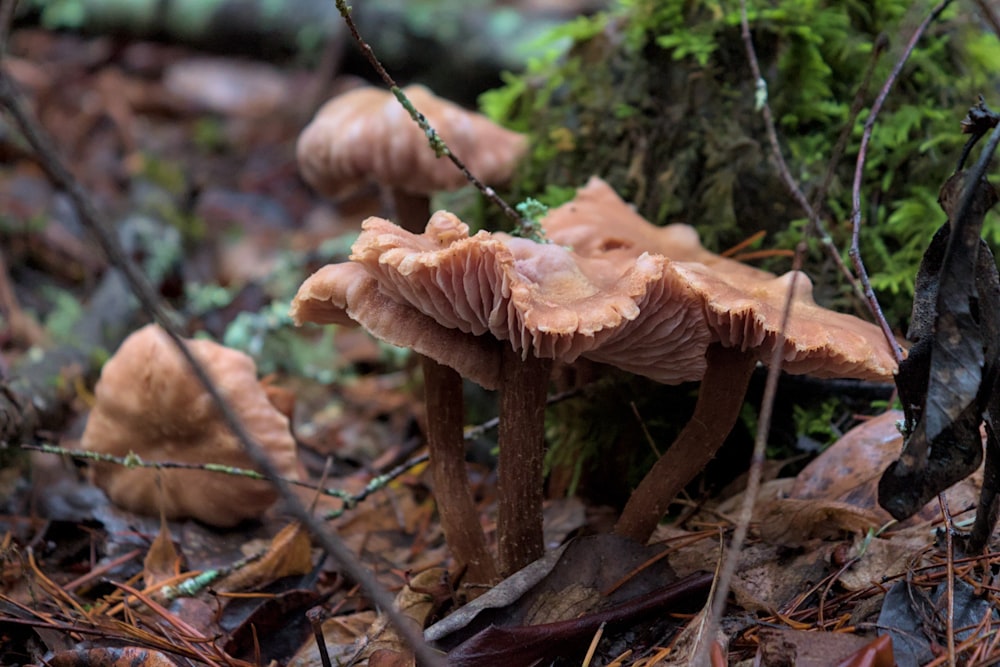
[293,212,711,575]
[539,177,898,543]
[80,324,299,527]
[294,261,502,584]
[296,84,527,233]
[612,265,899,543]
[296,85,525,582]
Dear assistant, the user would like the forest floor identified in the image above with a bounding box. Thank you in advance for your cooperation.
[1,10,998,667]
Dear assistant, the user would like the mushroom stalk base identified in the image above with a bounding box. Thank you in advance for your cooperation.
[614,344,756,544]
[497,346,553,575]
[422,355,499,586]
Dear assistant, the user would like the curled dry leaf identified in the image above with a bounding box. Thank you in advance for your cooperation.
[217,522,313,592]
[353,568,452,667]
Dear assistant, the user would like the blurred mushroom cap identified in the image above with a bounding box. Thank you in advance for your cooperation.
[292,212,712,385]
[297,84,527,197]
[80,324,299,527]
[672,264,899,380]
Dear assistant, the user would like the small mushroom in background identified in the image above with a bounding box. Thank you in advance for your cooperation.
[296,84,527,233]
[292,212,711,576]
[80,324,299,528]
[538,178,899,543]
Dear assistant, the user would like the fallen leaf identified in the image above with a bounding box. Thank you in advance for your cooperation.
[218,522,313,592]
[755,627,885,667]
[45,646,180,667]
[757,498,882,547]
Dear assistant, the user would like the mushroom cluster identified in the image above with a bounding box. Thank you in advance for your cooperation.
[295,176,899,564]
[80,324,299,528]
[541,178,898,542]
[293,211,711,575]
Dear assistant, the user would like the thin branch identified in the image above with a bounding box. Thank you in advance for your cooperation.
[695,242,808,665]
[849,0,955,365]
[25,442,427,515]
[0,71,445,667]
[811,34,888,212]
[736,0,861,301]
[331,0,528,233]
[0,0,16,56]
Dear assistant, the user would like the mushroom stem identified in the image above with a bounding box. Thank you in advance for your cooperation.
[421,355,499,586]
[390,188,432,234]
[497,345,553,575]
[614,344,756,543]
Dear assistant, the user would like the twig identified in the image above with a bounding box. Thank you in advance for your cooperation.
[974,0,1000,42]
[811,34,888,212]
[939,493,957,667]
[322,452,429,519]
[736,0,862,301]
[0,0,16,56]
[695,241,808,664]
[0,71,446,667]
[331,0,528,233]
[25,442,426,514]
[849,0,955,365]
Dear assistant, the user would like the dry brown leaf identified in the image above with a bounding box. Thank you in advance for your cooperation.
[730,542,832,612]
[755,627,884,667]
[46,647,180,667]
[142,496,180,590]
[791,410,984,527]
[355,568,451,666]
[288,610,378,667]
[757,498,883,547]
[835,529,934,591]
[217,522,313,592]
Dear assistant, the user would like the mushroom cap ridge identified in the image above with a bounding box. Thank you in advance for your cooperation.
[293,213,713,386]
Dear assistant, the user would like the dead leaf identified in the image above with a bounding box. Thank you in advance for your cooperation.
[45,646,180,666]
[143,500,180,590]
[427,534,679,650]
[834,528,932,591]
[792,411,904,501]
[791,410,983,527]
[354,568,452,666]
[288,610,377,667]
[755,627,888,667]
[729,542,832,613]
[218,522,313,592]
[757,498,882,547]
[836,634,894,667]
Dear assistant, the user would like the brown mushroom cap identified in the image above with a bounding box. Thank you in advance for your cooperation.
[542,176,898,380]
[291,262,504,389]
[671,264,898,380]
[296,84,527,198]
[80,324,299,527]
[542,176,773,282]
[325,212,711,384]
